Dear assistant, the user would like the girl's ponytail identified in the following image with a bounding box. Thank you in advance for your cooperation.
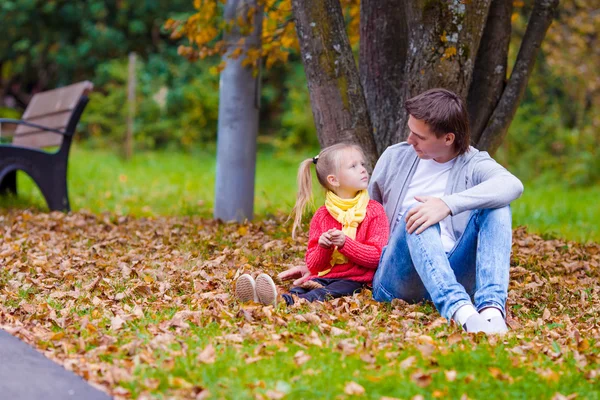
[291,158,314,239]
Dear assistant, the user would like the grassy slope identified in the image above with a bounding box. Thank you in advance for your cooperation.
[1,146,597,243]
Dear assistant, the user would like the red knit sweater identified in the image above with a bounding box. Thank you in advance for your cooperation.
[305,200,389,283]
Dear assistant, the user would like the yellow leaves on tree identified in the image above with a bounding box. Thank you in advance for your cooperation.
[165,0,361,73]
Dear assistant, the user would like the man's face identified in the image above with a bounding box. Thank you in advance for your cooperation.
[406,116,456,163]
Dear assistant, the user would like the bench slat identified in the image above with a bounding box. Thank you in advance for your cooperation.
[15,111,71,135]
[11,81,93,149]
[22,81,93,120]
[12,132,63,148]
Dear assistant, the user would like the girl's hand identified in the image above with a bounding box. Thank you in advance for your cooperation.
[277,264,311,286]
[329,229,346,248]
[318,232,333,248]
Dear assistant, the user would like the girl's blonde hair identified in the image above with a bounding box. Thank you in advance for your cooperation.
[290,143,365,239]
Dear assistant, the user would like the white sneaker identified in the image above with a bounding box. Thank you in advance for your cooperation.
[255,273,278,306]
[462,313,493,334]
[487,316,509,334]
[235,274,257,303]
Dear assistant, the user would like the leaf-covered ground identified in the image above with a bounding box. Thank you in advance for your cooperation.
[0,210,598,399]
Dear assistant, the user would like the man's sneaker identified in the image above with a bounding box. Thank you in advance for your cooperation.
[462,313,493,334]
[235,274,257,303]
[255,273,278,306]
[487,316,509,334]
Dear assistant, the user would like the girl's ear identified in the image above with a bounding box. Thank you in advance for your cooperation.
[327,174,339,188]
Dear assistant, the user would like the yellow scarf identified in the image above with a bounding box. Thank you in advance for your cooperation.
[320,189,370,276]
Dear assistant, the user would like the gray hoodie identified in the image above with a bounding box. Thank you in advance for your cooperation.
[368,142,524,241]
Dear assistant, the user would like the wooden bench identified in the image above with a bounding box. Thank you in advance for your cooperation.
[0,81,93,211]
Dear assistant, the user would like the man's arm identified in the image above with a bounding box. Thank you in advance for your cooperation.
[441,156,524,216]
[405,154,523,234]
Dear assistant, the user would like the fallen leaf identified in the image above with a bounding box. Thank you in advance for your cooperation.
[110,315,125,331]
[344,381,365,396]
[294,351,311,366]
[197,344,216,364]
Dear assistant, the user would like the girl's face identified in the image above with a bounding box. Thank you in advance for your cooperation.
[328,147,369,198]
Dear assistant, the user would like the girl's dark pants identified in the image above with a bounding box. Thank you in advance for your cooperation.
[282,278,364,305]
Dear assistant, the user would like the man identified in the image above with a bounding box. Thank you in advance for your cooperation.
[281,88,523,334]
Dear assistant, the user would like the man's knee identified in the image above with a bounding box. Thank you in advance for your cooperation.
[481,206,511,221]
[478,206,512,230]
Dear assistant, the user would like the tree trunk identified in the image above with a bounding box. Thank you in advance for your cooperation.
[468,0,513,145]
[393,0,492,144]
[359,0,407,155]
[477,0,559,154]
[214,0,263,222]
[293,0,558,160]
[291,0,378,168]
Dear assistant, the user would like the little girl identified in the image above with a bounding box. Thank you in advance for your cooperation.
[235,143,389,306]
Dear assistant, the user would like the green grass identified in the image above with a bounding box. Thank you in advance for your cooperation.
[1,146,598,243]
[512,184,599,243]
[122,322,598,399]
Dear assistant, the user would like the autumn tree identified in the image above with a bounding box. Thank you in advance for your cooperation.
[0,0,193,106]
[171,0,559,166]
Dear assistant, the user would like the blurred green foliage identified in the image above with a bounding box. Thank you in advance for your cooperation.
[0,0,194,87]
[498,1,600,187]
[0,0,597,186]
[81,53,220,150]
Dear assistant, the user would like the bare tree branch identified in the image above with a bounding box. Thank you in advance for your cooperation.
[477,0,560,154]
[468,0,513,145]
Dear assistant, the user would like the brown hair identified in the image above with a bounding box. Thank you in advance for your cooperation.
[290,143,364,239]
[404,88,471,155]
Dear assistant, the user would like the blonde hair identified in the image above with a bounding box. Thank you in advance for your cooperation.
[290,143,365,239]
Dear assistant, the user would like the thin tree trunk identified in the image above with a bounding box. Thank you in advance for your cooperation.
[359,0,407,155]
[291,0,378,167]
[468,0,513,145]
[391,0,493,144]
[214,0,263,222]
[477,0,559,154]
[126,52,136,160]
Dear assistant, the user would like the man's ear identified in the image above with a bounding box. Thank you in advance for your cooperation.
[327,174,339,187]
[445,132,456,147]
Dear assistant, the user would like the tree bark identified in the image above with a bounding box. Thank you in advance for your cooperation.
[214,0,263,222]
[291,0,378,167]
[389,0,493,144]
[359,0,407,155]
[468,0,513,145]
[477,0,559,154]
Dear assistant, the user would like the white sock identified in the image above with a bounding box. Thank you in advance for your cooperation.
[479,307,503,321]
[452,304,478,326]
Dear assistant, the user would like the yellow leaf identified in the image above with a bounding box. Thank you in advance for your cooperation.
[168,376,193,389]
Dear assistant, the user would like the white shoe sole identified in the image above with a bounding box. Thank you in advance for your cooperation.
[255,273,278,306]
[235,274,257,303]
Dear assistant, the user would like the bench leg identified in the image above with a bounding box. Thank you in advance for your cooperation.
[0,170,17,196]
[35,170,70,212]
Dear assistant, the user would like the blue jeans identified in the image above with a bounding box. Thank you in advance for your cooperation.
[372,206,512,321]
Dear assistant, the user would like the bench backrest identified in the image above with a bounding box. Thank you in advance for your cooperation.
[13,81,94,149]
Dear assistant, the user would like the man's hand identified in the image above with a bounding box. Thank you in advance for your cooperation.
[277,264,311,286]
[329,229,346,248]
[318,231,333,248]
[405,196,451,234]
